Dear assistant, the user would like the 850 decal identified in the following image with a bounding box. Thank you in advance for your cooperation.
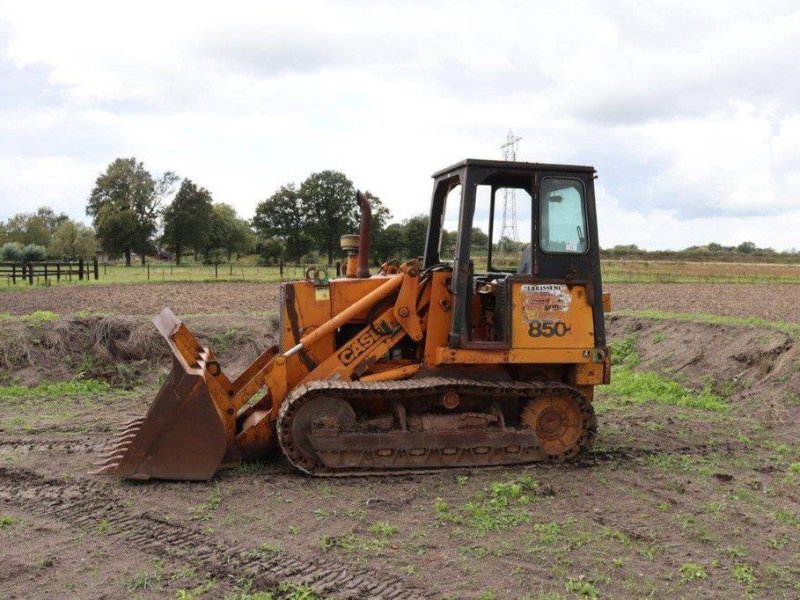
[527,320,570,338]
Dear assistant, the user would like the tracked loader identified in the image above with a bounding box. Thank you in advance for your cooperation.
[93,159,611,480]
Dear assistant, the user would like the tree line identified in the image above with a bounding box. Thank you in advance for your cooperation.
[3,155,797,267]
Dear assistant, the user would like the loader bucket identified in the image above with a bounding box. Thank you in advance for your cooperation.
[92,309,232,480]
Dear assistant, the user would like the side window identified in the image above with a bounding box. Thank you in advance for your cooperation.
[439,184,461,261]
[490,186,532,272]
[539,178,588,254]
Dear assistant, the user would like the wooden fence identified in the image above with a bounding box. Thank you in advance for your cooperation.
[1,259,99,286]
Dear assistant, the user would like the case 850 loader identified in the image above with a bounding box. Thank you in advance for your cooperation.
[93,159,611,480]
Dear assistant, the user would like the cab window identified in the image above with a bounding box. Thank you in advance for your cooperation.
[539,178,588,254]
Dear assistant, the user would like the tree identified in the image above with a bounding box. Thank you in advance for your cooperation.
[209,203,255,261]
[49,220,97,259]
[737,241,756,254]
[162,179,213,265]
[253,184,311,261]
[3,206,68,246]
[299,171,357,264]
[87,158,177,266]
[402,214,429,259]
[20,244,47,262]
[360,192,394,265]
[0,242,22,262]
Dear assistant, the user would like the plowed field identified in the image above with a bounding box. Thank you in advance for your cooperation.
[3,282,800,321]
[1,283,799,599]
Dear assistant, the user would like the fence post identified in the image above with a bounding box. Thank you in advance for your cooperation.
[93,258,99,280]
[11,264,15,285]
[147,262,150,281]
[215,263,218,279]
[27,262,33,285]
[279,259,284,279]
[79,258,84,281]
[57,263,61,282]
[68,261,72,282]
[229,263,233,276]
[44,263,48,283]
[104,262,107,276]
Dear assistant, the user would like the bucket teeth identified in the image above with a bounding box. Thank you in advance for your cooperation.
[118,418,145,431]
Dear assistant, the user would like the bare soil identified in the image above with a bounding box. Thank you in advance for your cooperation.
[4,281,800,322]
[1,287,800,599]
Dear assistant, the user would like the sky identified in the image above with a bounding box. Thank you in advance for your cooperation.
[1,0,799,250]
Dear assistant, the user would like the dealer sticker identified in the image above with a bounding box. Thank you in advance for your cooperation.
[520,284,571,322]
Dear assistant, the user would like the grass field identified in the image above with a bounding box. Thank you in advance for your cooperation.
[5,257,800,289]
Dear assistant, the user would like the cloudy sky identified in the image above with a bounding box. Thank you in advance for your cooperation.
[1,0,799,250]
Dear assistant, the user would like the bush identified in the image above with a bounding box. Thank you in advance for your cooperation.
[20,244,47,262]
[0,242,22,262]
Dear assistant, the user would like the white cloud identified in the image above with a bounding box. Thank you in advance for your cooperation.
[1,0,799,249]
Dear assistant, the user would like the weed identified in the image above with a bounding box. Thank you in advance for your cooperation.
[191,485,222,521]
[732,563,756,586]
[679,562,708,581]
[21,310,60,324]
[248,543,282,560]
[477,590,497,600]
[610,335,640,367]
[565,577,599,598]
[789,462,800,474]
[652,332,666,344]
[0,515,17,527]
[0,379,110,399]
[401,564,417,575]
[368,522,399,537]
[126,571,162,592]
[611,557,627,568]
[176,579,216,599]
[320,533,358,552]
[288,525,299,535]
[439,476,537,535]
[95,518,112,534]
[726,546,748,558]
[602,368,728,412]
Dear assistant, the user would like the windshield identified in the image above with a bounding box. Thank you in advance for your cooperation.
[539,178,588,254]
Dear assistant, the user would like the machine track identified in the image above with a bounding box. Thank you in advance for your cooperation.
[277,377,596,476]
[0,467,424,599]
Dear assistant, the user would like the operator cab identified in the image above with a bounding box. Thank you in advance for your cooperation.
[423,159,605,351]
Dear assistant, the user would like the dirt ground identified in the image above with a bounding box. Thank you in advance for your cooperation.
[4,281,800,322]
[1,285,800,599]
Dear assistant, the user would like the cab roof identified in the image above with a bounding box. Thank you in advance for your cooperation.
[432,158,596,179]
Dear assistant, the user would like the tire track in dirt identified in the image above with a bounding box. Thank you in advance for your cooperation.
[0,437,104,455]
[0,467,424,600]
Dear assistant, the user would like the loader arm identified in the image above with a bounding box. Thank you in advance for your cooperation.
[93,261,428,480]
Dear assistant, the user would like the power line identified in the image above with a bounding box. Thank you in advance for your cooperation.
[498,130,522,253]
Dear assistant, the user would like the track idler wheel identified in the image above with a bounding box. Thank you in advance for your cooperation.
[279,396,356,472]
[521,392,595,461]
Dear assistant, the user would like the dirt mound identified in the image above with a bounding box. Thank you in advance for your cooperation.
[608,314,800,425]
[0,314,277,388]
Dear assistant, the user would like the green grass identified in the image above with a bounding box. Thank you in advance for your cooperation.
[602,334,728,412]
[679,562,708,581]
[0,515,17,527]
[611,309,800,339]
[20,310,60,323]
[434,476,538,535]
[603,368,728,412]
[0,379,110,399]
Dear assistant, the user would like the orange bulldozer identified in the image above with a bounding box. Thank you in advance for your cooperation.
[93,159,611,480]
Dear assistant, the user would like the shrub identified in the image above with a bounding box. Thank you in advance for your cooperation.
[20,244,47,262]
[0,242,22,262]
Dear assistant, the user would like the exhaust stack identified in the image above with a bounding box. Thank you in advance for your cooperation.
[355,190,371,278]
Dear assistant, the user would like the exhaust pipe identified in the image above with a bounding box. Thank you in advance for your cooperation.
[356,190,371,278]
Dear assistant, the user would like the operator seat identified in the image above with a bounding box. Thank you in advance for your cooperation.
[518,243,532,274]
